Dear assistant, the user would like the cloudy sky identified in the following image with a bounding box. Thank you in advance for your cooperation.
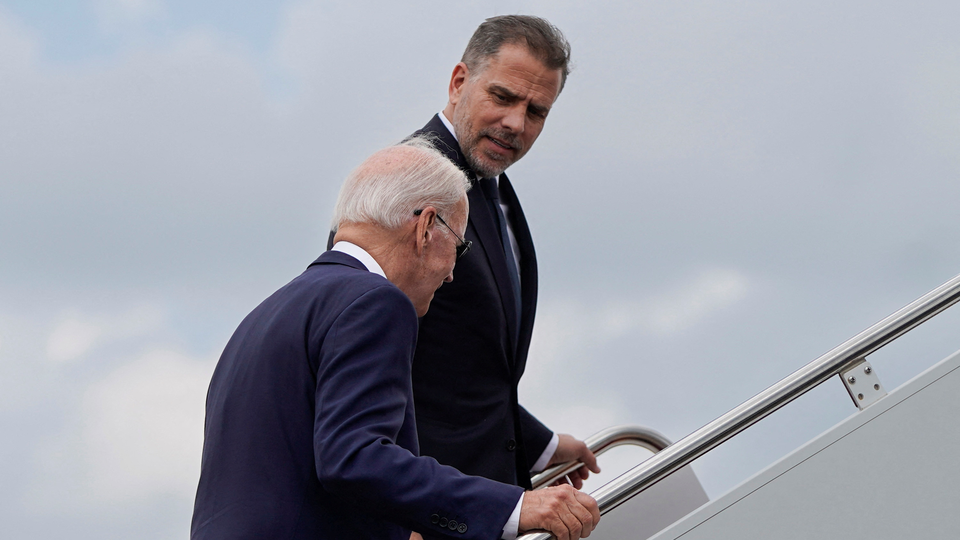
[2,1,959,538]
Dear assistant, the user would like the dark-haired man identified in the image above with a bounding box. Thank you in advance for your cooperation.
[411,15,599,500]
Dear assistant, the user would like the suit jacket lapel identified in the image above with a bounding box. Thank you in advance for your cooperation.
[416,115,521,358]
[465,185,521,353]
[498,175,538,382]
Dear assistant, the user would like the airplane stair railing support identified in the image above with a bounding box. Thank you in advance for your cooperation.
[531,425,672,489]
[519,272,960,540]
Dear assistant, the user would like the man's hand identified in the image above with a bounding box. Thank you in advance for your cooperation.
[409,532,423,540]
[519,484,601,540]
[548,434,601,490]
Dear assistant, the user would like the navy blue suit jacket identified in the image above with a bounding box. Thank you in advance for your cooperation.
[411,116,553,489]
[191,251,522,540]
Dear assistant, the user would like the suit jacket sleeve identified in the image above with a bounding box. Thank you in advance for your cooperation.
[314,284,523,539]
[519,405,554,472]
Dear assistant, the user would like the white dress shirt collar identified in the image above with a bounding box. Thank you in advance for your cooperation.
[439,110,458,143]
[331,241,386,279]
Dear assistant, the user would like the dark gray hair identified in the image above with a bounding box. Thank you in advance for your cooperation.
[461,15,572,93]
[332,136,470,230]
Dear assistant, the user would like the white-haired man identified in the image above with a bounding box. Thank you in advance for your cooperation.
[192,139,600,540]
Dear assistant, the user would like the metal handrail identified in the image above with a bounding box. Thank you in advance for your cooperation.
[531,425,672,489]
[519,272,960,540]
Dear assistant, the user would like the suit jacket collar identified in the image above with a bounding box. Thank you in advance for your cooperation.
[307,250,371,272]
[419,114,471,173]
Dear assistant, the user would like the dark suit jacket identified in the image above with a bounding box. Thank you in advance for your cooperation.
[411,115,553,489]
[191,251,522,540]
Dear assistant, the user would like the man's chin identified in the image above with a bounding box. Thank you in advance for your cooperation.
[417,293,436,317]
[467,154,510,178]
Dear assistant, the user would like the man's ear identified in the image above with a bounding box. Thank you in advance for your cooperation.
[414,207,439,255]
[447,63,469,106]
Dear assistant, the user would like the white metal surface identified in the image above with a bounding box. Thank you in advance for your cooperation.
[649,348,960,540]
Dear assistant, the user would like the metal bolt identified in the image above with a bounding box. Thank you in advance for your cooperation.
[847,376,856,384]
[864,366,872,375]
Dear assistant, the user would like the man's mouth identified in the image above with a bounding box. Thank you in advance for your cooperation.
[488,136,514,150]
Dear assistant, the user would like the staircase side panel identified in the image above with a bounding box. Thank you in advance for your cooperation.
[648,349,960,540]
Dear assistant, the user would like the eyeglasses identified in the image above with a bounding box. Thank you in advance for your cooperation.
[414,209,472,259]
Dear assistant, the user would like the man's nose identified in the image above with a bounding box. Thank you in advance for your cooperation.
[500,104,525,133]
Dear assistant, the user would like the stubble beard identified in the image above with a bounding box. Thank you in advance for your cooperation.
[453,112,524,179]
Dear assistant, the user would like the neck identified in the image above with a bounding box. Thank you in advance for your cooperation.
[334,223,412,286]
[441,103,455,125]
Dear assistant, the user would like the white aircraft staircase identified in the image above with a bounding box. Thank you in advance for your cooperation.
[522,273,960,540]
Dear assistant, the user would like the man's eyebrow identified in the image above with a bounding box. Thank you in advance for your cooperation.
[489,84,519,100]
[489,84,551,116]
[529,102,550,117]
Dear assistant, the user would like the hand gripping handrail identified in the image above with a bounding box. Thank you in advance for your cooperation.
[531,425,672,489]
[519,272,960,540]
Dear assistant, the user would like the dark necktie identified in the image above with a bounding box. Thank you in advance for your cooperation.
[479,177,522,330]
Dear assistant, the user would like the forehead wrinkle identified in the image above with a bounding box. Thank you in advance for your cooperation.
[489,83,520,99]
[451,196,469,232]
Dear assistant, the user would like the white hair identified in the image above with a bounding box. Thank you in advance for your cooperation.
[332,136,471,230]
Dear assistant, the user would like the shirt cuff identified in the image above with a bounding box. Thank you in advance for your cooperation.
[530,432,559,473]
[501,492,524,540]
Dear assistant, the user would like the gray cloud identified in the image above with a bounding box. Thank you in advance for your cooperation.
[2,1,959,538]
